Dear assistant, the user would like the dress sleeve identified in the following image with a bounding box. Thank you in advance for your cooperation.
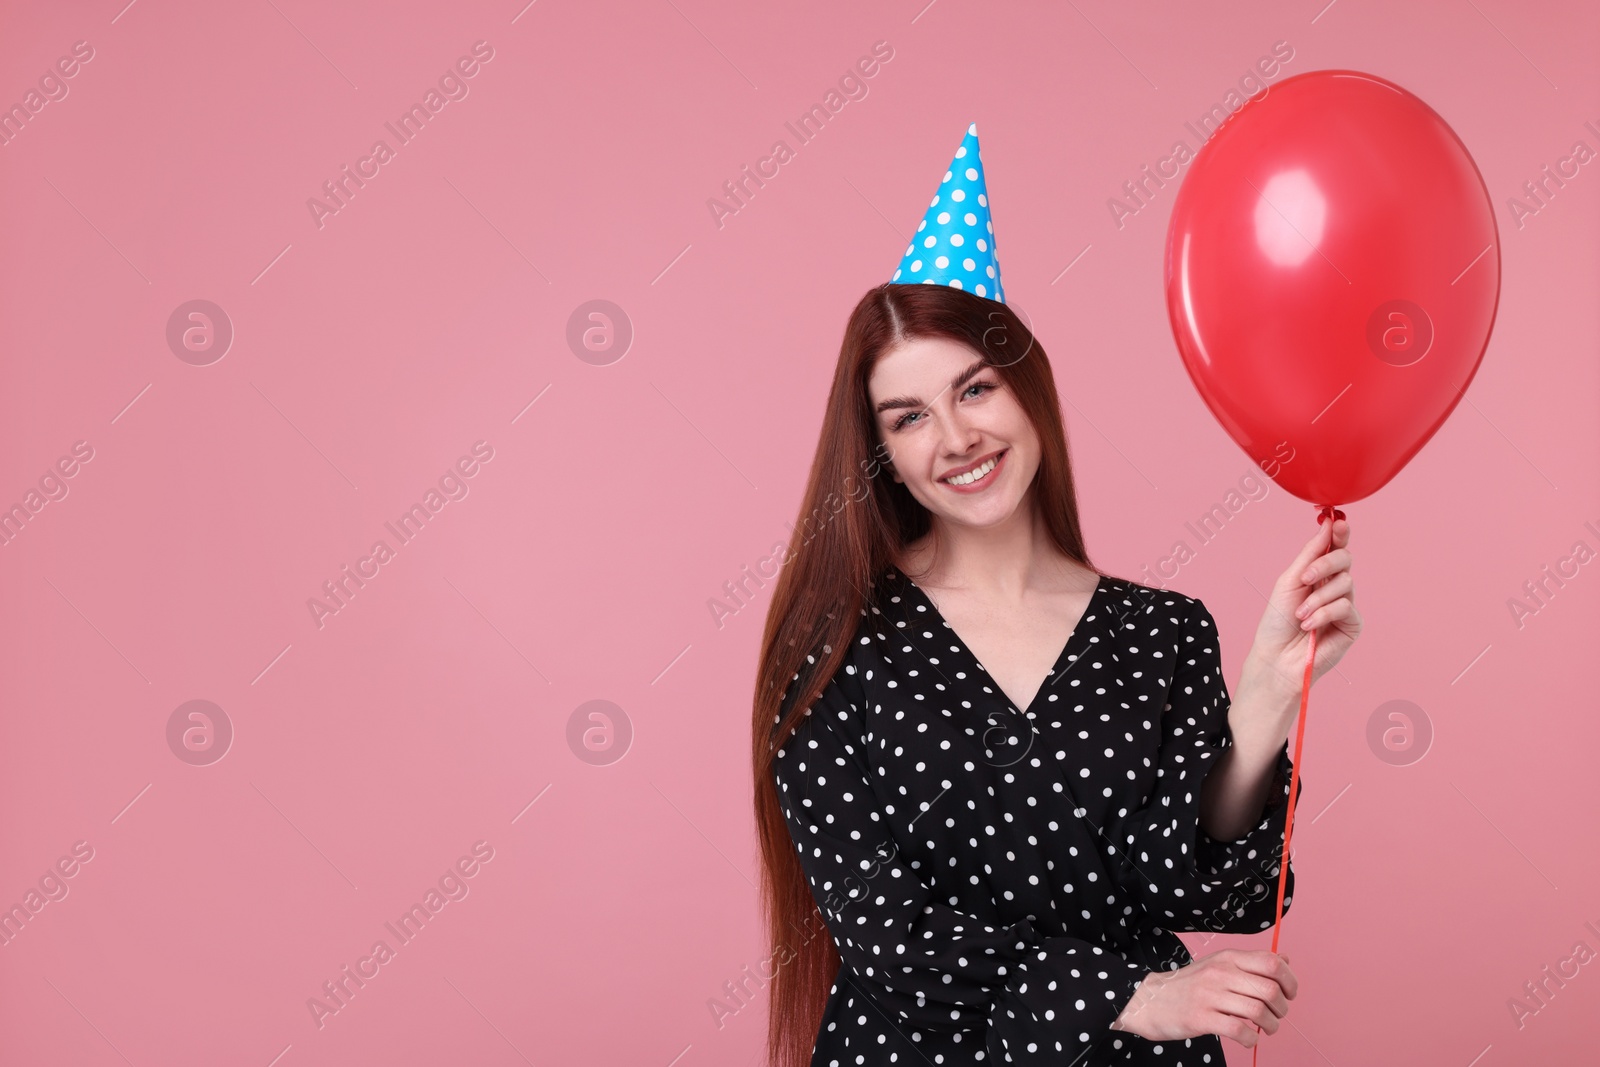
[1103,598,1300,935]
[772,653,1150,1065]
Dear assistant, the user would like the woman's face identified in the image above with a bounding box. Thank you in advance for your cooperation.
[867,335,1040,532]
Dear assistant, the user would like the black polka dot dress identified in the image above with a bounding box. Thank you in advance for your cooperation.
[771,567,1299,1066]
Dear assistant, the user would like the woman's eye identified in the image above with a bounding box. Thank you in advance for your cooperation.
[891,383,995,431]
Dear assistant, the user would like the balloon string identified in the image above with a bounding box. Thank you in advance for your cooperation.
[1252,503,1341,1067]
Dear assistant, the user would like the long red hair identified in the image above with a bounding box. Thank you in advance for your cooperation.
[751,282,1101,1067]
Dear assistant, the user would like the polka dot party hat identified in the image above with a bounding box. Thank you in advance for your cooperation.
[889,123,1004,303]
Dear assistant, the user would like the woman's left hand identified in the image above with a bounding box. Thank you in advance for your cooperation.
[1242,514,1362,701]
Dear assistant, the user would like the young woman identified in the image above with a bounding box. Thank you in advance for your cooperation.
[751,283,1359,1067]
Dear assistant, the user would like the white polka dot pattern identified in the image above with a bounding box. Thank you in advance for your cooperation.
[889,123,1006,304]
[771,569,1299,1065]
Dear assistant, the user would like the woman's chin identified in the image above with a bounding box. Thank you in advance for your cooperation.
[927,495,1026,529]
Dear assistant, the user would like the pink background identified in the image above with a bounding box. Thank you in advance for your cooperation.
[1,1,1596,1064]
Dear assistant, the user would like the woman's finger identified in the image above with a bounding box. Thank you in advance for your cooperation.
[1300,546,1353,586]
[1216,992,1281,1035]
[1232,952,1298,1000]
[1296,571,1353,621]
[1227,973,1290,1019]
[1279,527,1334,593]
[1303,596,1356,632]
[1213,1012,1261,1049]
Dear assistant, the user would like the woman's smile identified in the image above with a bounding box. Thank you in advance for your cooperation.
[941,447,1008,491]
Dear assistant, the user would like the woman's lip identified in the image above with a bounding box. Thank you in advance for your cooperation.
[940,448,1007,481]
[941,448,1007,491]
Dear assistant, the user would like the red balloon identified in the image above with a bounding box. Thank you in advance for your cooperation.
[1164,70,1500,506]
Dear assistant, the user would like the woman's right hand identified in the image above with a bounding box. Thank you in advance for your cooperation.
[1109,949,1297,1049]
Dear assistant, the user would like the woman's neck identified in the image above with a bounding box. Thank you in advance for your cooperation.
[900,503,1091,599]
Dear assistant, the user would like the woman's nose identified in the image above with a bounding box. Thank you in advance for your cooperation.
[940,410,983,453]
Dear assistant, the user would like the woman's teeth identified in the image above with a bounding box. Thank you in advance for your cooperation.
[945,453,1000,486]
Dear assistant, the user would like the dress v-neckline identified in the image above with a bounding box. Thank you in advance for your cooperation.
[896,570,1108,716]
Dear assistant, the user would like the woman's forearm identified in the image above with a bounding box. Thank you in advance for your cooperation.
[1197,654,1300,842]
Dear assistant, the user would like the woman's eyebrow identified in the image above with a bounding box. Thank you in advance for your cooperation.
[874,359,989,415]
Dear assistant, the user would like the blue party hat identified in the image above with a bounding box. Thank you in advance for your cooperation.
[889,123,1004,303]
